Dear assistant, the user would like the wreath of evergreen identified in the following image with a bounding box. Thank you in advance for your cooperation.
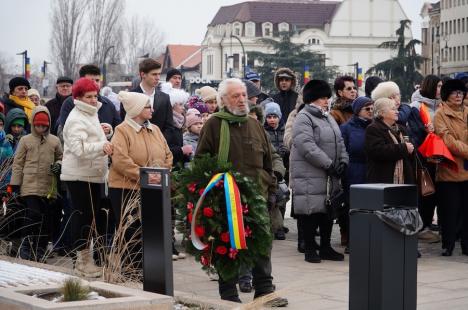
[172,154,272,281]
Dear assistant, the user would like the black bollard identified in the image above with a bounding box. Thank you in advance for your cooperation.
[349,184,418,310]
[140,167,173,296]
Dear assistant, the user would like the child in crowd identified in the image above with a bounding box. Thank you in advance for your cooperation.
[10,106,62,260]
[0,113,13,189]
[183,114,203,162]
[5,108,29,151]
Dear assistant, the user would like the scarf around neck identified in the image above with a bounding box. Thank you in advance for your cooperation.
[212,109,248,165]
[9,95,35,119]
[172,111,185,129]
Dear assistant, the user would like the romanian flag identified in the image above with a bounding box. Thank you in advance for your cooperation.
[357,67,363,88]
[304,65,310,84]
[191,172,247,251]
[25,57,31,80]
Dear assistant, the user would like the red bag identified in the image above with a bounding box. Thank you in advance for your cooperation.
[418,132,457,171]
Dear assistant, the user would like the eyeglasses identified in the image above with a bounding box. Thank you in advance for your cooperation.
[344,86,357,91]
[450,90,465,97]
[363,107,374,112]
[144,105,152,109]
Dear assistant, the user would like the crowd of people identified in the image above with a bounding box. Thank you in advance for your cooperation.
[0,56,468,306]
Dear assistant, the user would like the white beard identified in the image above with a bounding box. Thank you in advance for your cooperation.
[226,105,248,116]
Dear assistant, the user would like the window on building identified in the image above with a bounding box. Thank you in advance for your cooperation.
[463,18,465,33]
[458,19,461,33]
[441,22,444,35]
[263,22,273,37]
[450,20,452,34]
[278,22,289,33]
[458,46,461,61]
[245,22,255,37]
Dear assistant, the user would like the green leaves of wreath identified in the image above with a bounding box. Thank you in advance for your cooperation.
[172,154,272,281]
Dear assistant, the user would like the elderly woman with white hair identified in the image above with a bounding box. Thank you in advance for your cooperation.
[371,81,413,133]
[365,97,415,184]
[161,83,192,168]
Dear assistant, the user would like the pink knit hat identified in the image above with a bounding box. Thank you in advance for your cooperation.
[186,114,203,129]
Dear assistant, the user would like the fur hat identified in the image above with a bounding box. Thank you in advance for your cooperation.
[27,88,41,99]
[118,91,150,118]
[72,78,99,99]
[166,68,182,81]
[440,79,466,101]
[185,114,203,129]
[352,96,373,115]
[371,81,400,101]
[264,101,282,119]
[274,67,297,91]
[244,80,261,99]
[33,111,49,126]
[195,86,217,102]
[302,80,332,103]
[9,77,30,94]
[365,76,383,98]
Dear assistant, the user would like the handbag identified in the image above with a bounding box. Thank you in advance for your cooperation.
[416,155,435,197]
[325,176,345,219]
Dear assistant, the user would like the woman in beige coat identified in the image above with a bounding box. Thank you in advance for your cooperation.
[109,91,173,268]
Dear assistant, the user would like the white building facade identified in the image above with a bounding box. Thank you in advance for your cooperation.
[201,0,412,81]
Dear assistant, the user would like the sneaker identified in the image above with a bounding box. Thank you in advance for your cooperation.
[429,224,440,231]
[264,297,289,307]
[320,247,344,261]
[274,229,286,240]
[418,228,440,243]
[239,281,253,293]
[172,254,178,261]
[177,252,186,259]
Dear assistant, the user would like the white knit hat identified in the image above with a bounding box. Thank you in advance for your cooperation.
[195,86,217,102]
[118,91,150,118]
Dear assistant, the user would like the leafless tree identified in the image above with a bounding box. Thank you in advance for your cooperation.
[123,15,166,75]
[87,0,125,68]
[49,0,88,78]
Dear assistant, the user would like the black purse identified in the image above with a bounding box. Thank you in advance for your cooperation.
[325,176,345,219]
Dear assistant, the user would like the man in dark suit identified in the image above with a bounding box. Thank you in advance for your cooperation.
[120,59,173,135]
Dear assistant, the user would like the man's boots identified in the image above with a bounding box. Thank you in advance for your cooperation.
[74,250,102,278]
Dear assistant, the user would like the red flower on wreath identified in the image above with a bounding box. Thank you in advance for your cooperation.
[203,207,214,217]
[201,255,210,266]
[220,232,230,243]
[195,225,205,237]
[216,245,228,255]
[187,202,194,210]
[242,204,249,214]
[187,182,197,193]
[187,212,193,223]
[229,248,238,259]
[198,188,206,196]
[245,225,252,238]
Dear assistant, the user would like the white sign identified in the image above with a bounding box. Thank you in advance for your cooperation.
[189,77,212,84]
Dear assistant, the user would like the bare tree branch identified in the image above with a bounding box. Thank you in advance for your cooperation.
[49,0,88,78]
[123,15,165,75]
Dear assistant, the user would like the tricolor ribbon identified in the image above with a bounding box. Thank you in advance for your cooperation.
[191,172,247,251]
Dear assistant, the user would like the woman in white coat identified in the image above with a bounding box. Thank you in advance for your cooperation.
[61,77,113,277]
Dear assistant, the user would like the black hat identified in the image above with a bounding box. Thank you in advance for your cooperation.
[303,80,332,103]
[9,77,30,94]
[56,76,73,84]
[244,80,261,99]
[166,68,182,81]
[440,79,466,101]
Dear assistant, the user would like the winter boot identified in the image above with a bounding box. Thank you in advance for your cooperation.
[319,246,344,261]
[74,250,102,278]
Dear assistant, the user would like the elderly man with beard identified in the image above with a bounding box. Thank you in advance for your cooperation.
[196,78,288,307]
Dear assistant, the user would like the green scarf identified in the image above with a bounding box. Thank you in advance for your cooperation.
[212,109,248,165]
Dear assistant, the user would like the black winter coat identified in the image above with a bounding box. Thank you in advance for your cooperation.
[45,93,70,135]
[164,125,189,168]
[271,90,298,125]
[365,118,415,184]
[264,122,289,169]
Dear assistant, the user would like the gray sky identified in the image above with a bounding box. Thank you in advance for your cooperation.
[0,0,427,74]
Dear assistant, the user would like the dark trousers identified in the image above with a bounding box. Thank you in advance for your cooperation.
[65,181,101,252]
[437,181,468,251]
[299,213,333,252]
[418,163,437,228]
[109,187,142,269]
[21,196,53,258]
[219,252,274,300]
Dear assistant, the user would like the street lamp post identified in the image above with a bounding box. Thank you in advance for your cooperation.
[230,35,246,78]
[42,60,52,97]
[16,50,27,78]
[102,45,115,86]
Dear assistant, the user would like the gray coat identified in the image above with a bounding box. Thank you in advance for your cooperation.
[290,104,349,215]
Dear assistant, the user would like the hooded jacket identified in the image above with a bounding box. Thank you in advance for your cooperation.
[10,106,63,198]
[60,100,109,183]
[407,89,440,148]
[271,68,298,125]
[330,97,353,125]
[5,108,29,150]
